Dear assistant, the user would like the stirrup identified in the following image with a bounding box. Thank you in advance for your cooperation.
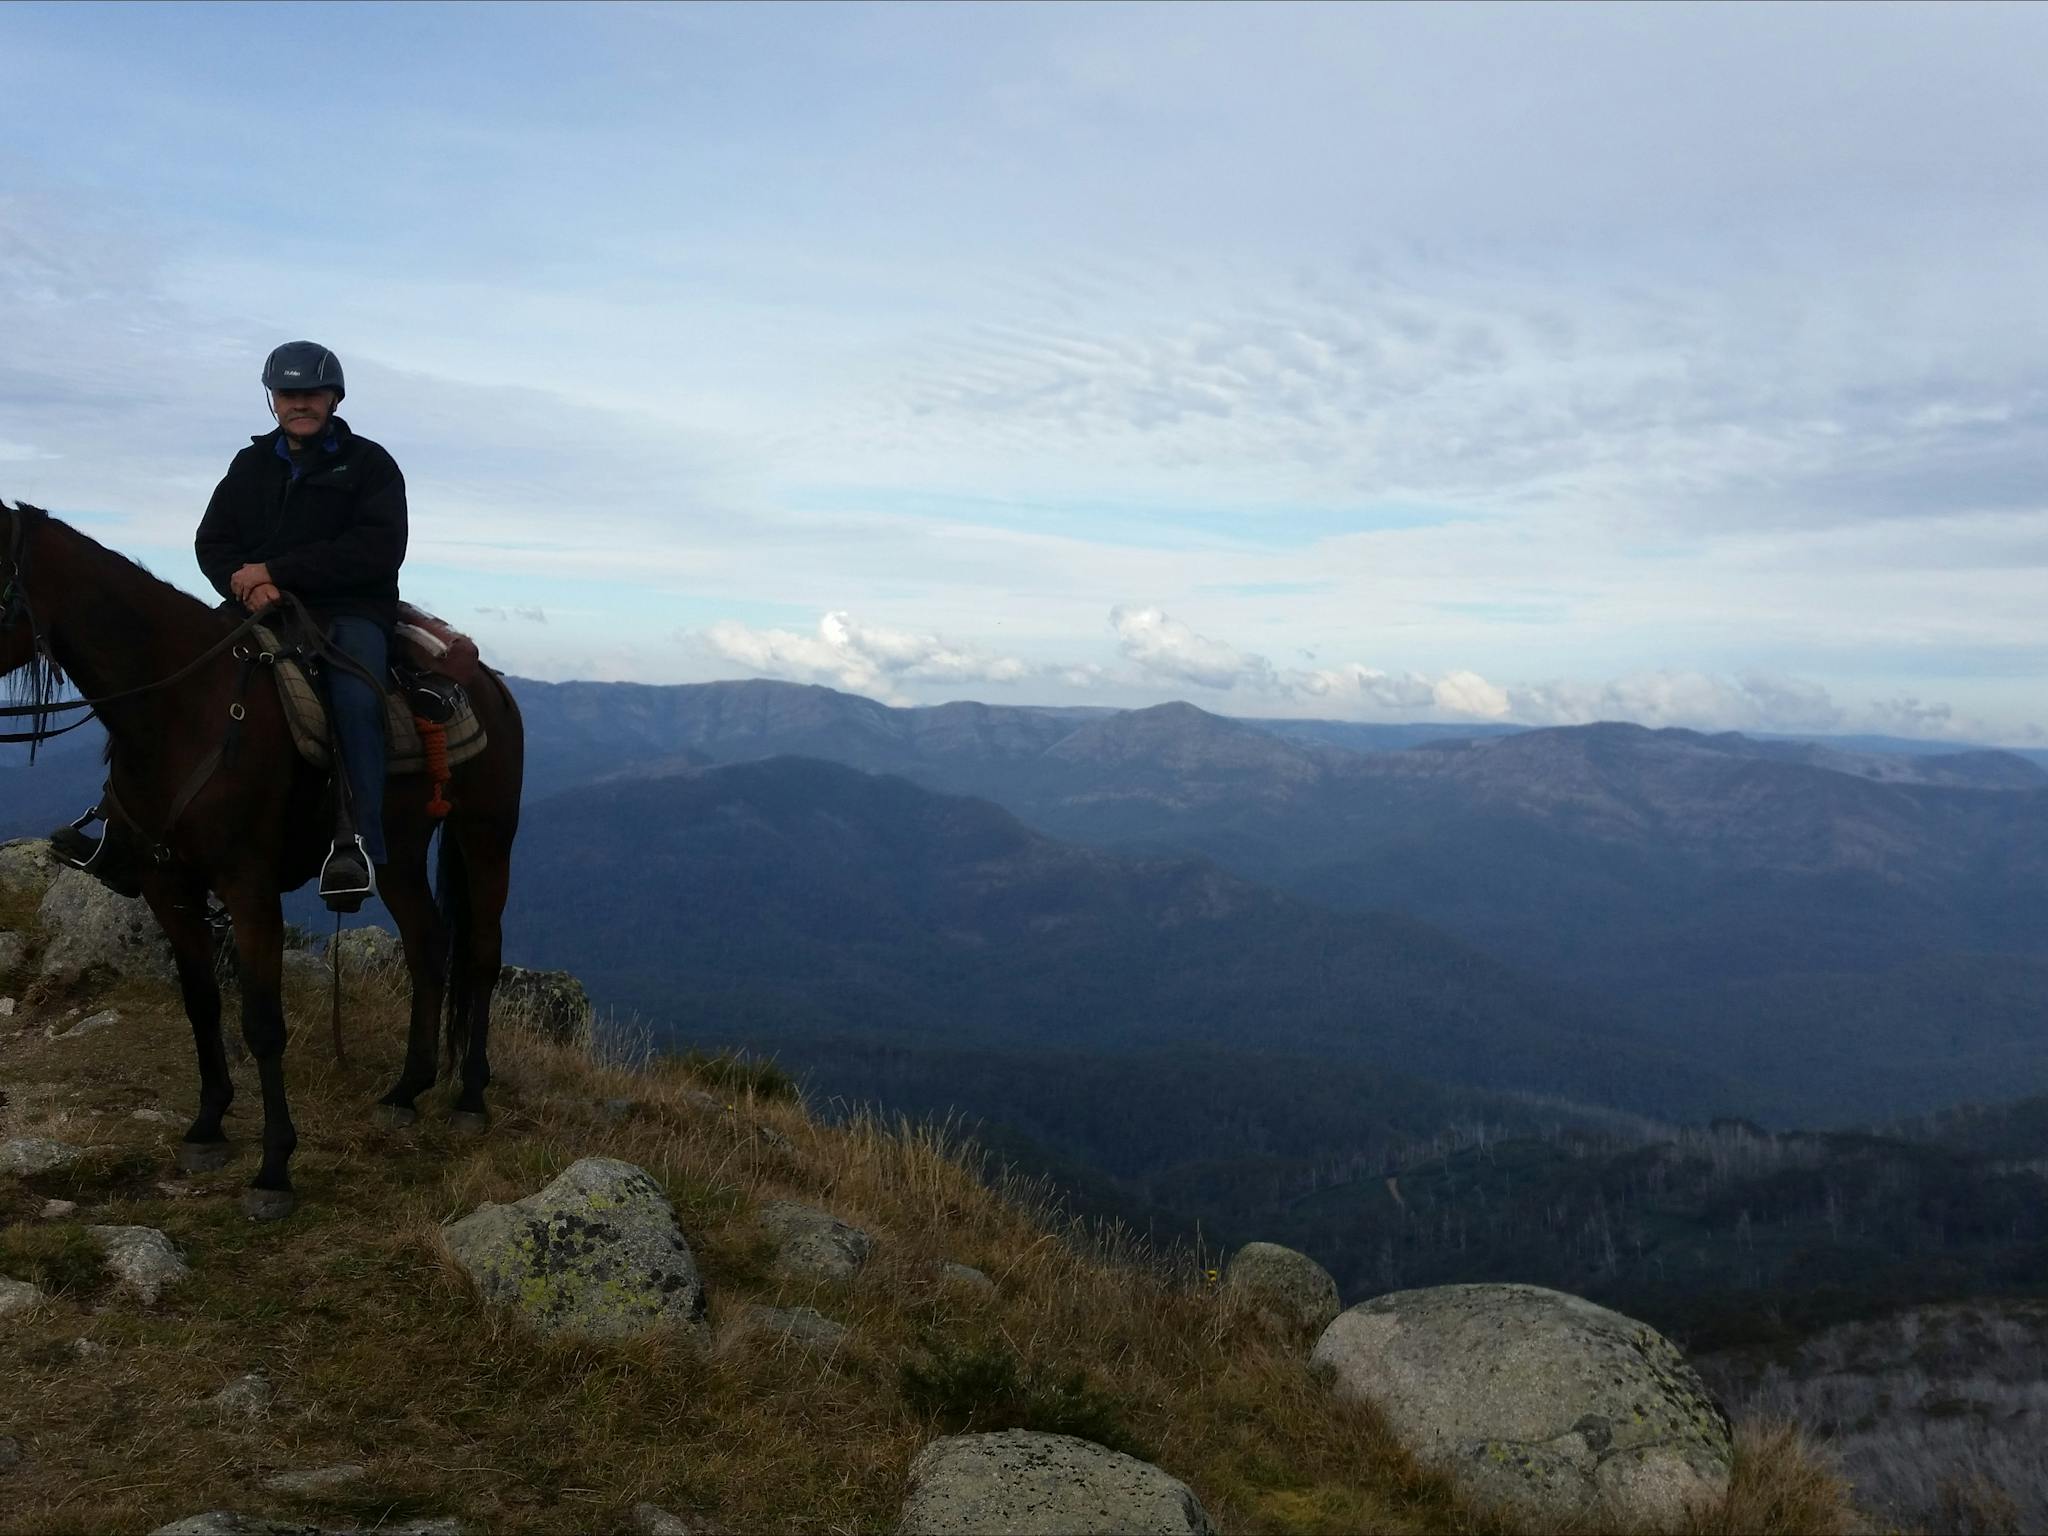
[51,805,143,898]
[51,805,107,871]
[319,836,377,914]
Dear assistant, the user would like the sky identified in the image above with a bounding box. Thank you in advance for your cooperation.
[4,1,2047,742]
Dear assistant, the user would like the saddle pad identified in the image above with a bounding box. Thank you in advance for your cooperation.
[254,625,489,778]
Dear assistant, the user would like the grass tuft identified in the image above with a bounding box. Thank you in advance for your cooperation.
[1686,1419,1858,1536]
[659,1047,799,1104]
[0,1223,109,1299]
[899,1334,1150,1459]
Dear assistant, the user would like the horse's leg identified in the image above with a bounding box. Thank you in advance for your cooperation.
[448,818,513,1131]
[221,886,297,1220]
[373,844,447,1127]
[143,872,235,1172]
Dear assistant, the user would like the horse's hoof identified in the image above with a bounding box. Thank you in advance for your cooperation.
[373,1103,419,1130]
[241,1187,296,1222]
[176,1141,232,1174]
[447,1110,490,1136]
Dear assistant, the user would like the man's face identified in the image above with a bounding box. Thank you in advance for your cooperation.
[272,388,338,441]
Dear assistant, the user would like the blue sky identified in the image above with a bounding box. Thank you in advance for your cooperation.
[4,2,2047,740]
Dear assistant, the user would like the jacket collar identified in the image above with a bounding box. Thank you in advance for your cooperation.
[256,416,353,478]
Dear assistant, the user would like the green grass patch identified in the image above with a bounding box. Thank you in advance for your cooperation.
[899,1334,1150,1459]
[30,1146,160,1203]
[661,1048,798,1105]
[0,1223,109,1299]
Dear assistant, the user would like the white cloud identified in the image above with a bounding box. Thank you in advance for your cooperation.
[1505,670,1853,734]
[703,611,1034,703]
[1433,670,1514,720]
[1294,664,1437,712]
[1113,606,1511,720]
[1864,695,1964,740]
[1110,605,1276,691]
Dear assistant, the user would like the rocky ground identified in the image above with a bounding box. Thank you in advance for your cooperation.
[0,842,1852,1534]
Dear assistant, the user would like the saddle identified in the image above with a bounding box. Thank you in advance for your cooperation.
[51,601,495,898]
[258,601,489,778]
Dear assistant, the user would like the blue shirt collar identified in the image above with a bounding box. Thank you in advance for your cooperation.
[274,427,342,480]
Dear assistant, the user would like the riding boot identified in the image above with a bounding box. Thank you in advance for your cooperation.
[318,832,376,913]
[319,616,390,913]
[48,799,144,899]
[319,756,376,913]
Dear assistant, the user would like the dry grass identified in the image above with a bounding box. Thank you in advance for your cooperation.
[1688,1421,1861,1536]
[0,954,1857,1534]
[1698,1304,2048,1534]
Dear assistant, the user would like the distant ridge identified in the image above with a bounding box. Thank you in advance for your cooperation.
[501,753,1736,1120]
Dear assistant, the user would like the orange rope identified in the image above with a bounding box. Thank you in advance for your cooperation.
[416,715,453,818]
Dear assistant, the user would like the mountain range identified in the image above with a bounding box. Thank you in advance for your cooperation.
[10,676,2048,1131]
[497,679,2048,1123]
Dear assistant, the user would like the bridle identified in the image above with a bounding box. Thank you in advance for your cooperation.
[0,503,285,749]
[0,504,90,753]
[1,503,44,646]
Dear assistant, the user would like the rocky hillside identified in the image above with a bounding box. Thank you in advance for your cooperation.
[0,842,1849,1534]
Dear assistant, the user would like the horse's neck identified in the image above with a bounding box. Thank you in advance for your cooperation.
[38,521,222,740]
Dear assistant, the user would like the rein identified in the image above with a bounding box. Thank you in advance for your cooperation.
[0,507,385,742]
[0,611,277,743]
[0,505,285,744]
[1,504,392,876]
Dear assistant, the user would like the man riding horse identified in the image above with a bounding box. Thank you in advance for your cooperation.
[57,340,399,911]
[5,341,525,1219]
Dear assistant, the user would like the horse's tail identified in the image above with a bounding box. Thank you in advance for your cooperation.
[437,824,473,1076]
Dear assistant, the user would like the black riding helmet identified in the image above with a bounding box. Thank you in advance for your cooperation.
[261,340,345,403]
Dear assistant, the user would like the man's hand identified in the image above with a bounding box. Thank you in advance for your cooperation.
[242,581,282,613]
[229,562,273,603]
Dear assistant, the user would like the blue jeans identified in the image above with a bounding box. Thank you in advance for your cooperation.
[323,617,390,865]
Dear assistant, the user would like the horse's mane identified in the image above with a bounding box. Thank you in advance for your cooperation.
[15,501,217,615]
[2,502,68,740]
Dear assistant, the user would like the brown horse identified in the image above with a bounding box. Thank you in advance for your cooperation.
[0,501,523,1218]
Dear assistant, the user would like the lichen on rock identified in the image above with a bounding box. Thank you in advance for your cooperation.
[1312,1282,1732,1529]
[756,1199,871,1286]
[1,1136,84,1176]
[443,1156,707,1340]
[211,1373,275,1418]
[36,868,174,986]
[87,1224,189,1304]
[1221,1241,1340,1335]
[323,924,405,974]
[494,965,593,1044]
[740,1303,848,1350]
[0,838,60,905]
[897,1429,1216,1535]
[0,1277,49,1318]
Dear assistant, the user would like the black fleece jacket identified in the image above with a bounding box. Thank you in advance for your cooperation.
[194,417,407,629]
